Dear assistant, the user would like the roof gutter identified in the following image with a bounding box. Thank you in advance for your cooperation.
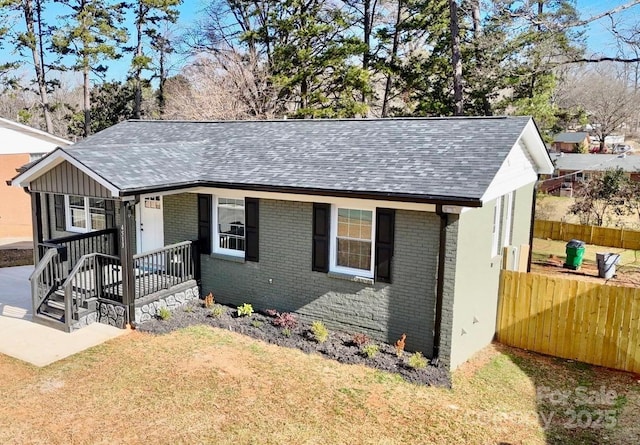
[118,181,484,208]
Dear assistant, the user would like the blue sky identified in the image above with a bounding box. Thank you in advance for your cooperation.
[0,0,638,85]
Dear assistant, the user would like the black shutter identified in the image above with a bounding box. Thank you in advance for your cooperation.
[197,194,212,255]
[53,194,65,231]
[245,197,259,262]
[375,208,395,283]
[105,199,116,228]
[312,203,330,272]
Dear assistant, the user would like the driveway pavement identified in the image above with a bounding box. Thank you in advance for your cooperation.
[0,265,128,367]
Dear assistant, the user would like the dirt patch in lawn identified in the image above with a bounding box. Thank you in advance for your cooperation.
[136,301,451,388]
[531,257,640,287]
[0,249,33,268]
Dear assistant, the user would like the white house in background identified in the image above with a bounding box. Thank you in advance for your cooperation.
[0,118,71,239]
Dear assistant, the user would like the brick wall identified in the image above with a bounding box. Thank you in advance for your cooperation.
[164,193,440,355]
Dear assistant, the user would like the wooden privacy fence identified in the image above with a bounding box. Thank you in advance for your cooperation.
[496,271,640,374]
[534,219,640,250]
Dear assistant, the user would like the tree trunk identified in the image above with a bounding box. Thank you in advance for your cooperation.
[24,0,53,133]
[382,0,402,118]
[158,37,167,115]
[362,0,371,105]
[470,0,490,115]
[449,0,463,115]
[83,60,91,137]
[133,2,144,119]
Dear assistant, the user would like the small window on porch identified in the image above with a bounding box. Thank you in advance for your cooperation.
[89,198,106,230]
[215,197,245,256]
[68,196,87,230]
[65,196,108,233]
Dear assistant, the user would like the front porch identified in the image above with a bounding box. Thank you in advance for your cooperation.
[31,228,201,332]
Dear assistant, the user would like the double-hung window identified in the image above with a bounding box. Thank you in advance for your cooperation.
[65,195,106,232]
[331,207,375,277]
[215,197,245,256]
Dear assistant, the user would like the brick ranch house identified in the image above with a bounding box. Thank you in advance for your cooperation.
[0,118,70,238]
[10,117,553,370]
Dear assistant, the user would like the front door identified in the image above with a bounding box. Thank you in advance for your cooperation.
[138,196,164,254]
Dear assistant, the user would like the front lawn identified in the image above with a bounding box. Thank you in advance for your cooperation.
[0,325,637,444]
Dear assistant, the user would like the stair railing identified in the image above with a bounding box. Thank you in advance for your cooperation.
[61,253,122,329]
[30,247,66,317]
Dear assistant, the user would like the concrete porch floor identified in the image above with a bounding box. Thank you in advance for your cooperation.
[0,265,128,367]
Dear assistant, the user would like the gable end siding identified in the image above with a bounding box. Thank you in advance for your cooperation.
[30,161,113,198]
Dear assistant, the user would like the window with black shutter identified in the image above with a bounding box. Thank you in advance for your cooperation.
[53,194,65,231]
[197,194,212,255]
[245,198,259,262]
[374,208,395,283]
[312,203,330,272]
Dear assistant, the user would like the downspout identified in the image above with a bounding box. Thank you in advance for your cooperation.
[527,176,540,272]
[433,204,449,363]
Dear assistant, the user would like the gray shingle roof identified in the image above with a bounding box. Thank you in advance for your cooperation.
[64,117,534,202]
[553,132,589,144]
[551,153,640,173]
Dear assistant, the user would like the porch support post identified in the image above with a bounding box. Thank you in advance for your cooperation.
[120,200,136,327]
[29,190,43,264]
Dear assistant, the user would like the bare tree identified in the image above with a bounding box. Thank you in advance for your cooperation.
[559,64,638,151]
[162,57,277,120]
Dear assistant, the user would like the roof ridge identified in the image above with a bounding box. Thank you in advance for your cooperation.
[124,116,521,125]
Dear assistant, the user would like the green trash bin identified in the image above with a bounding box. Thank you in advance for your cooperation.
[564,239,586,270]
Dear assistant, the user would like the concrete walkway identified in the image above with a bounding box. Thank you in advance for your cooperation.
[0,265,128,367]
[0,237,33,250]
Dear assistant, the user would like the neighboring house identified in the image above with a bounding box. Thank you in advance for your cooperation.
[11,117,553,370]
[552,131,590,153]
[550,152,640,183]
[0,118,71,239]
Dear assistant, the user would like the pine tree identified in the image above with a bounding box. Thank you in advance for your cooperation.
[130,0,181,119]
[52,0,128,137]
[0,0,54,132]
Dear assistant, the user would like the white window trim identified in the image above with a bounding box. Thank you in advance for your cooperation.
[502,192,514,248]
[212,195,246,258]
[329,204,376,279]
[64,195,105,233]
[491,196,502,257]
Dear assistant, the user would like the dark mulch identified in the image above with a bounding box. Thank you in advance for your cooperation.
[0,249,34,268]
[137,300,451,387]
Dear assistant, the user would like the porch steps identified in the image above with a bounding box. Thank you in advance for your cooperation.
[33,289,95,332]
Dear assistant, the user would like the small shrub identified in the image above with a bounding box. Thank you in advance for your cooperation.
[351,333,370,346]
[208,306,224,318]
[273,312,298,329]
[203,292,214,308]
[183,306,194,313]
[395,333,407,357]
[282,328,291,338]
[264,309,279,317]
[157,307,171,320]
[311,321,329,343]
[251,320,263,328]
[237,303,254,317]
[361,343,379,358]
[408,352,427,369]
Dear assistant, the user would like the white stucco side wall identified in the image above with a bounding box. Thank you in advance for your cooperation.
[0,118,70,155]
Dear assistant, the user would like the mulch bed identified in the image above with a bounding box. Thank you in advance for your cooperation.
[0,249,34,268]
[137,300,451,387]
